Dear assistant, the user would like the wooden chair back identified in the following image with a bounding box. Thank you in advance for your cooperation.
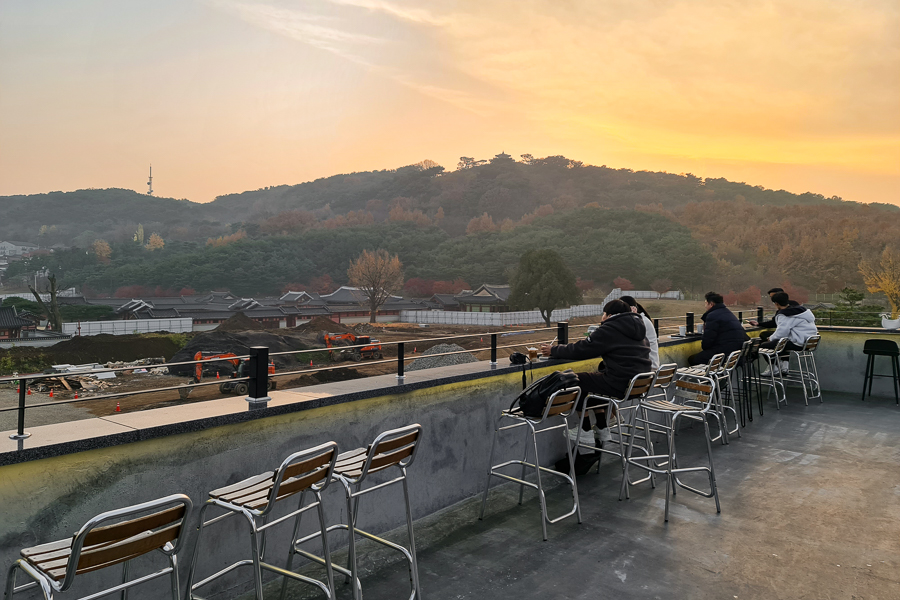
[22,494,192,588]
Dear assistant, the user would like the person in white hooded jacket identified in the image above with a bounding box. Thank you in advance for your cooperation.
[761,292,817,374]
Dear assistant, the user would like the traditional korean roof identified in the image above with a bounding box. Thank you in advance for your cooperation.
[455,284,511,304]
[0,307,33,329]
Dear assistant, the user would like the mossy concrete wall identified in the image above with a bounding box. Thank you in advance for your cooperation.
[0,361,591,599]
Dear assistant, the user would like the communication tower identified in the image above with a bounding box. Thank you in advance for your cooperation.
[147,164,154,196]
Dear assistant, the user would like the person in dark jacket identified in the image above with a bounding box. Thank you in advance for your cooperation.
[540,299,651,459]
[688,292,750,366]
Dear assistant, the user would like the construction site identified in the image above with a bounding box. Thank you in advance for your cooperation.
[0,314,582,431]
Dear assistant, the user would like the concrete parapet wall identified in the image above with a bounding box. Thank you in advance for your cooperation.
[0,359,594,599]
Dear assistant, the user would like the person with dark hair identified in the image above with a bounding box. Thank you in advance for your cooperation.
[749,287,802,341]
[760,292,817,375]
[687,291,750,366]
[620,295,659,369]
[540,299,651,470]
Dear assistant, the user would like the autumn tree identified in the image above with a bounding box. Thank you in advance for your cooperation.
[145,232,164,251]
[509,249,581,327]
[466,213,498,234]
[613,276,634,291]
[433,278,469,294]
[133,224,145,245]
[92,239,112,263]
[310,274,336,295]
[860,247,900,318]
[347,249,404,322]
[651,278,672,294]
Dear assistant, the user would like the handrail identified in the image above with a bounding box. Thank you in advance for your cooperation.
[1,325,573,440]
[0,310,767,441]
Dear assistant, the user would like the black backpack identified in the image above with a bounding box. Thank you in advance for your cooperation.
[510,369,579,418]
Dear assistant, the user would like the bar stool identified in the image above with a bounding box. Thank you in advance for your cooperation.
[6,494,192,600]
[714,350,742,440]
[571,372,658,499]
[187,442,339,600]
[737,337,764,420]
[480,387,582,541]
[677,354,728,444]
[783,335,823,405]
[861,339,900,404]
[623,373,721,522]
[294,424,423,600]
[758,337,788,409]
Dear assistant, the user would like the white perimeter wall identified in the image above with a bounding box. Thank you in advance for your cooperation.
[62,318,193,336]
[399,289,683,326]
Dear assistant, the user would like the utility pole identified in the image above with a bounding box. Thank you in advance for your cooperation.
[147,164,154,196]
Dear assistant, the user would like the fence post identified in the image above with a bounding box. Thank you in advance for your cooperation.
[10,378,31,440]
[490,334,497,367]
[557,322,568,345]
[757,306,764,324]
[397,342,405,381]
[247,346,271,410]
[686,312,694,334]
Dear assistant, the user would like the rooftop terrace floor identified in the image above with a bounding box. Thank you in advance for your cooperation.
[259,388,900,600]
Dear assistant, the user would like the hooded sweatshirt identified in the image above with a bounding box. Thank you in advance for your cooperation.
[550,312,652,395]
[772,305,817,346]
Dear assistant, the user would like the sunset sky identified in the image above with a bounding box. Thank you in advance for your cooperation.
[1,0,898,205]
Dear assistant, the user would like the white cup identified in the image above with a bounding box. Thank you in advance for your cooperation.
[696,324,704,334]
[678,325,687,336]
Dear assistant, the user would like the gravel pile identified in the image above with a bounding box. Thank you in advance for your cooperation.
[407,343,478,372]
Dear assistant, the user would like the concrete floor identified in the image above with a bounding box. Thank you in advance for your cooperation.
[251,388,900,600]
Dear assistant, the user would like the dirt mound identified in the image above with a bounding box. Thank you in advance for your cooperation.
[352,323,384,335]
[168,330,319,377]
[0,333,186,375]
[216,312,260,332]
[295,316,354,334]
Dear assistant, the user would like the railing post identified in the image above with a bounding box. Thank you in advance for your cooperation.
[247,346,271,410]
[686,312,694,334]
[10,378,31,440]
[653,318,659,336]
[490,334,497,367]
[397,342,405,381]
[557,322,568,345]
[757,306,764,324]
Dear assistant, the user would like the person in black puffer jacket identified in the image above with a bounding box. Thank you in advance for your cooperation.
[540,299,651,466]
[688,292,750,366]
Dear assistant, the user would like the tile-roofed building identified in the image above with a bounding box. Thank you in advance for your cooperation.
[455,284,512,312]
[430,294,461,311]
[0,306,35,339]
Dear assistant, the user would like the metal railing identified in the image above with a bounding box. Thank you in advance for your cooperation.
[0,307,786,442]
[0,324,573,441]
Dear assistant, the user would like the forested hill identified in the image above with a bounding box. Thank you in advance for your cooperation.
[3,154,898,297]
[0,189,210,248]
[208,156,859,236]
[3,154,888,247]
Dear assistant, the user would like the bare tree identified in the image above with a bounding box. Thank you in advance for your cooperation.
[29,273,63,332]
[347,250,404,322]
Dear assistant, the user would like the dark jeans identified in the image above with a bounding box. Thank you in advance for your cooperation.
[574,371,622,429]
[760,338,803,358]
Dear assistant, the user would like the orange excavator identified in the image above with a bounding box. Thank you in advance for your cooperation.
[192,351,276,395]
[318,333,383,362]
